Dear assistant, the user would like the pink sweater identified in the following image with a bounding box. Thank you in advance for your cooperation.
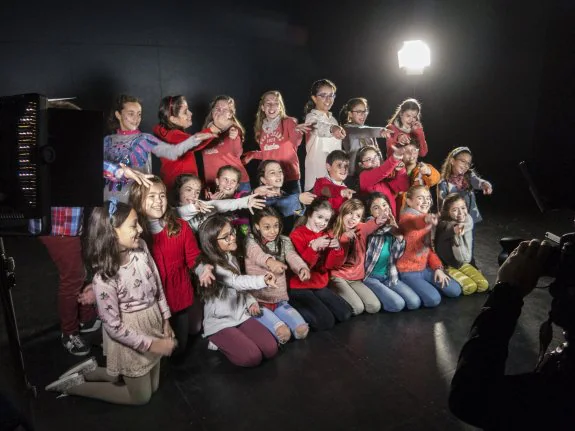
[245,234,308,304]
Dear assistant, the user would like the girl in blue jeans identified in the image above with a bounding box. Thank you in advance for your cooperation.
[396,185,461,307]
[245,207,311,343]
[363,193,421,311]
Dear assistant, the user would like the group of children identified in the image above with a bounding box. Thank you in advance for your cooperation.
[44,79,493,406]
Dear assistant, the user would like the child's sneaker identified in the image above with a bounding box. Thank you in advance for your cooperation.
[58,357,97,380]
[79,318,101,334]
[45,372,85,393]
[61,334,90,356]
[207,341,219,351]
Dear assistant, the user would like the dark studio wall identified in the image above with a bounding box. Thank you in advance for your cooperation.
[1,0,571,210]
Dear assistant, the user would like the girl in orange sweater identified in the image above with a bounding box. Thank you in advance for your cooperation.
[397,185,461,307]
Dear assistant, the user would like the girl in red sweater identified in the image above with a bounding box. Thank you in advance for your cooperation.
[397,185,461,307]
[242,90,311,195]
[325,199,385,315]
[200,96,251,193]
[385,98,428,159]
[152,95,229,191]
[129,176,202,360]
[289,199,352,331]
[357,146,410,217]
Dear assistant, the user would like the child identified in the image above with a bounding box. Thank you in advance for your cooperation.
[153,95,233,190]
[397,140,441,212]
[437,146,493,224]
[357,145,410,217]
[242,90,311,194]
[324,199,384,315]
[103,94,214,203]
[385,98,428,159]
[312,150,356,212]
[173,174,265,232]
[129,176,202,359]
[194,216,279,367]
[200,95,251,192]
[435,193,489,295]
[363,193,421,311]
[397,186,462,307]
[45,201,176,404]
[245,207,310,343]
[339,97,390,175]
[289,199,352,331]
[256,160,316,232]
[303,79,346,191]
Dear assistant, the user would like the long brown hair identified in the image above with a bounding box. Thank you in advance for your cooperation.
[249,207,284,258]
[387,98,421,128]
[439,193,466,221]
[195,216,242,300]
[254,90,289,142]
[304,79,337,115]
[157,95,187,131]
[128,176,181,240]
[294,198,334,230]
[84,201,133,282]
[202,95,246,140]
[332,199,365,239]
[339,97,368,125]
[108,94,141,132]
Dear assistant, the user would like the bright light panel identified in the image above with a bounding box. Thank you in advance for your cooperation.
[398,40,431,75]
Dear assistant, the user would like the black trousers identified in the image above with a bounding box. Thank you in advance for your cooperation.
[289,288,352,331]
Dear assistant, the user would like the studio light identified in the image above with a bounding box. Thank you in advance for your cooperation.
[398,40,431,75]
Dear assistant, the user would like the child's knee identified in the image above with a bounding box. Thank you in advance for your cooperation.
[294,324,309,339]
[462,281,478,295]
[365,300,381,314]
[237,350,264,367]
[476,279,489,293]
[275,324,291,344]
[350,300,365,316]
[131,390,153,406]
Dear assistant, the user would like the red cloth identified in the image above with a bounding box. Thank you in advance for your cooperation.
[324,220,380,280]
[151,220,200,313]
[396,211,443,273]
[289,225,330,290]
[152,125,213,190]
[244,117,303,181]
[385,123,428,158]
[359,157,410,217]
[200,128,250,186]
[312,177,347,212]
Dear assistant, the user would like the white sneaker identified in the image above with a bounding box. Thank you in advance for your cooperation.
[58,357,97,380]
[207,341,219,351]
[45,372,85,393]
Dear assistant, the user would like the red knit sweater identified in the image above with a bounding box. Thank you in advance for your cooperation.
[151,219,200,312]
[385,123,428,158]
[359,157,410,217]
[152,125,213,190]
[200,128,249,186]
[289,225,330,289]
[312,177,348,212]
[396,210,442,273]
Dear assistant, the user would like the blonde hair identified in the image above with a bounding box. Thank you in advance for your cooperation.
[254,91,288,142]
[332,199,365,238]
[202,95,246,141]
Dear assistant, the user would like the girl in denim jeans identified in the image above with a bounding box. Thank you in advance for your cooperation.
[245,207,310,343]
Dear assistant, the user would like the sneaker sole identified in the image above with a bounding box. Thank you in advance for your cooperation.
[80,321,102,334]
[45,373,84,392]
[58,357,97,380]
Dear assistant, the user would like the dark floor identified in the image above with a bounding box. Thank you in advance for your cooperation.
[1,204,573,431]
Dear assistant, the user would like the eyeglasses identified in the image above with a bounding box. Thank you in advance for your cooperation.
[455,158,474,168]
[316,93,336,100]
[217,230,237,243]
[351,110,369,115]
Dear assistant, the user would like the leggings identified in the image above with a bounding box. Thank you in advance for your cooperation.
[209,318,278,367]
[67,364,160,405]
[289,288,352,331]
[169,300,203,357]
[447,263,489,295]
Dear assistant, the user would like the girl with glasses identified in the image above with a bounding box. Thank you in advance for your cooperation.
[193,215,279,367]
[339,97,391,176]
[302,79,346,191]
[437,147,493,225]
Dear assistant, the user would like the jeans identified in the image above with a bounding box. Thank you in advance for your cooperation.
[238,181,252,193]
[399,268,461,307]
[255,301,308,340]
[364,274,422,312]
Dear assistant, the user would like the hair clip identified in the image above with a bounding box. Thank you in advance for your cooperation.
[108,198,119,219]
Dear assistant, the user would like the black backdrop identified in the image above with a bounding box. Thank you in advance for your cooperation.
[1,0,573,210]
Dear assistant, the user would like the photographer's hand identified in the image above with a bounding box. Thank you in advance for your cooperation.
[496,239,553,297]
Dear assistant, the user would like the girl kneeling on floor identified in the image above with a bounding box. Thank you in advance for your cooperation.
[45,200,176,404]
[194,216,279,367]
